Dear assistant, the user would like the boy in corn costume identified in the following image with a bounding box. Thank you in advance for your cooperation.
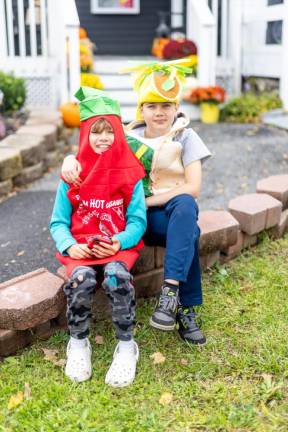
[61,60,211,344]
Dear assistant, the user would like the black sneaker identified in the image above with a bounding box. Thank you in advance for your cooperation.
[176,306,206,344]
[149,284,179,331]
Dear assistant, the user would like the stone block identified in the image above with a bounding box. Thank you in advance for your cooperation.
[0,179,13,198]
[31,320,54,340]
[221,230,244,260]
[52,308,67,329]
[17,124,57,151]
[257,175,288,209]
[0,134,45,167]
[198,211,240,255]
[57,266,66,280]
[13,161,44,186]
[200,251,220,270]
[28,108,62,122]
[134,268,163,298]
[0,268,65,330]
[44,150,61,169]
[131,246,155,275]
[243,233,258,249]
[55,140,68,153]
[155,247,165,268]
[0,147,22,181]
[268,209,288,239]
[229,193,282,235]
[0,329,31,357]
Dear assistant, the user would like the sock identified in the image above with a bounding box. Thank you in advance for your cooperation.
[70,336,87,349]
[118,339,135,353]
[163,281,179,293]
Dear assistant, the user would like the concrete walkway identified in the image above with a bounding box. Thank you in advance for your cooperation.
[0,122,287,283]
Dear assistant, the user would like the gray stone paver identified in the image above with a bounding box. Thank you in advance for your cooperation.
[0,122,287,283]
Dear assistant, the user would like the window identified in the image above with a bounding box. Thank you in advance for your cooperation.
[91,0,140,14]
[267,0,283,5]
[266,20,283,44]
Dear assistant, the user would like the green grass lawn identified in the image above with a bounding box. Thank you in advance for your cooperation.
[1,235,288,432]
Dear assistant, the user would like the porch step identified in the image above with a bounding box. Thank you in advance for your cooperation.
[94,56,154,74]
[100,74,133,90]
[94,56,200,123]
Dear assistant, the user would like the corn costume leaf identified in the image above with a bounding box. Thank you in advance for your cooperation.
[120,59,192,120]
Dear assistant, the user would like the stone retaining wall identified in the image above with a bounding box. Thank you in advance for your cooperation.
[0,109,78,199]
[1,132,288,357]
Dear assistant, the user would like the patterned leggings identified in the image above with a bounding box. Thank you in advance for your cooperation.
[63,261,135,341]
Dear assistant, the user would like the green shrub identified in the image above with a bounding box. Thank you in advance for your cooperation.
[0,71,26,114]
[220,92,282,123]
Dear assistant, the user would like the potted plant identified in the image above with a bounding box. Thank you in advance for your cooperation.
[184,85,225,123]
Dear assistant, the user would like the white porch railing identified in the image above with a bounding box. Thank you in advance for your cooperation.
[0,0,80,108]
[186,0,216,86]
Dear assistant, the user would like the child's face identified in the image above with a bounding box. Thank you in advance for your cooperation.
[141,102,178,134]
[89,126,114,154]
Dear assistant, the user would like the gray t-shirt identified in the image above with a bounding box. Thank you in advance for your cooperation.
[136,126,212,168]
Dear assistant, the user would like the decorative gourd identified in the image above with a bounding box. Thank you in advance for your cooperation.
[151,37,170,59]
[79,27,87,39]
[60,102,80,128]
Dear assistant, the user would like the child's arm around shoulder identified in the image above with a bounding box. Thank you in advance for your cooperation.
[61,155,82,186]
[113,180,147,250]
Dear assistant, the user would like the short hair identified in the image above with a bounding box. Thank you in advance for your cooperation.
[90,118,113,134]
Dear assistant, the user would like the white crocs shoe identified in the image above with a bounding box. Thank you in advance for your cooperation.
[65,339,92,383]
[105,340,139,388]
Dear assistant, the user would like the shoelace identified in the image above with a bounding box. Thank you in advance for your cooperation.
[180,308,202,329]
[158,291,178,313]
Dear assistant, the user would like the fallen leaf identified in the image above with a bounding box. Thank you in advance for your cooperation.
[53,359,66,367]
[17,250,25,257]
[42,348,58,361]
[159,392,173,406]
[8,391,24,410]
[180,358,188,366]
[95,335,104,345]
[24,383,31,400]
[1,241,10,248]
[150,351,166,364]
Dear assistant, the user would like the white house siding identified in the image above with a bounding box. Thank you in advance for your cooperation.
[241,0,283,78]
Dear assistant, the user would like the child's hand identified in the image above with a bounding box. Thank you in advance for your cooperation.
[67,244,93,259]
[92,238,120,258]
[62,155,82,186]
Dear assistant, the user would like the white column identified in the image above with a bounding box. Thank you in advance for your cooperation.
[40,0,48,56]
[66,25,80,99]
[228,0,242,95]
[187,0,216,86]
[0,0,8,57]
[280,0,288,111]
[17,0,26,56]
[6,0,15,56]
[28,0,37,56]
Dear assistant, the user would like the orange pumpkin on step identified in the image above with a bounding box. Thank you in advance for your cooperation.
[79,27,87,39]
[60,102,80,128]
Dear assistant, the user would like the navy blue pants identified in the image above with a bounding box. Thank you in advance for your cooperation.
[144,194,202,306]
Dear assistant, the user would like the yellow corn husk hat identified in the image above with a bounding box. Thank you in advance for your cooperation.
[120,59,192,121]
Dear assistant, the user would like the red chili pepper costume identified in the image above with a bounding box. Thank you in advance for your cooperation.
[57,113,145,277]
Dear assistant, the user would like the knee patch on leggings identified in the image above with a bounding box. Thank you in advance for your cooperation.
[103,261,132,293]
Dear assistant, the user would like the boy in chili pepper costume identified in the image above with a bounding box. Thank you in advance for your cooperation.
[50,87,146,386]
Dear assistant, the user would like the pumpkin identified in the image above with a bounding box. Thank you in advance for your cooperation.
[79,27,87,39]
[151,37,170,59]
[60,102,80,128]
